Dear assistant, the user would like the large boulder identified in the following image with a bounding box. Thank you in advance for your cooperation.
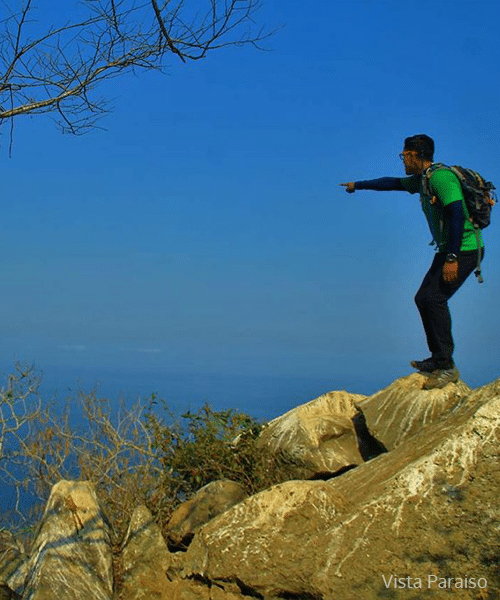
[258,389,370,478]
[20,480,113,600]
[120,505,256,600]
[166,480,248,549]
[120,505,174,600]
[173,377,500,598]
[358,372,472,450]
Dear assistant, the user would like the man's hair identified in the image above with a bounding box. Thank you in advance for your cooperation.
[404,134,435,161]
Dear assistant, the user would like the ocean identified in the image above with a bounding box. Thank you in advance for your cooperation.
[36,363,389,422]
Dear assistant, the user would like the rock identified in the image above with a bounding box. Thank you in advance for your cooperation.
[142,579,250,600]
[0,531,27,595]
[120,506,254,600]
[148,580,210,600]
[120,505,175,600]
[7,373,500,599]
[257,389,369,478]
[357,372,472,450]
[166,481,248,549]
[174,377,500,598]
[21,480,113,600]
[175,479,342,597]
[0,583,21,600]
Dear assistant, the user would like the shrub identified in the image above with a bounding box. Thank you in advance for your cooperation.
[0,364,301,541]
[145,403,302,534]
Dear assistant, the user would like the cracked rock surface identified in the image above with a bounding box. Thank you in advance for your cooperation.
[2,374,500,599]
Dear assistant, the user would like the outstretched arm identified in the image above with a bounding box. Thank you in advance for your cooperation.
[340,178,406,193]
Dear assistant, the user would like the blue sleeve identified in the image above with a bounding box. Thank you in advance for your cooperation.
[444,200,465,255]
[355,177,405,191]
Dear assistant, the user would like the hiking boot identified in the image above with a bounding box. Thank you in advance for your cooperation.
[410,357,438,373]
[422,368,460,390]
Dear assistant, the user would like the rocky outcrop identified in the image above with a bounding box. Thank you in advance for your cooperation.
[6,480,113,600]
[256,373,467,480]
[174,376,500,598]
[2,373,500,599]
[120,505,173,600]
[258,389,369,478]
[357,372,472,450]
[166,480,248,549]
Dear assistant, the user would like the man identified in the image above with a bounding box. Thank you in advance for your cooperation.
[340,134,484,389]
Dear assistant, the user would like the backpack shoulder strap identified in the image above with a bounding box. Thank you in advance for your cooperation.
[421,162,448,197]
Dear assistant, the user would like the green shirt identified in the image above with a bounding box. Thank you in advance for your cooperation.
[400,168,483,252]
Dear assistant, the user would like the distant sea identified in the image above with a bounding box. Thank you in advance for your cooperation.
[29,363,400,423]
[2,353,498,423]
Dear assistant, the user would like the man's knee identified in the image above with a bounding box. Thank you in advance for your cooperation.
[415,286,447,312]
[415,288,427,310]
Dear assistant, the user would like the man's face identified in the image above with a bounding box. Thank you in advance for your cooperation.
[400,150,423,175]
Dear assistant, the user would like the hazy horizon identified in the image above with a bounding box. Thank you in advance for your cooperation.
[1,0,499,419]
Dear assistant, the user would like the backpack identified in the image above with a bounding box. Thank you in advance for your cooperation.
[423,163,496,283]
[423,163,496,228]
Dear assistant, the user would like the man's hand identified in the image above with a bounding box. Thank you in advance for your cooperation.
[442,261,459,283]
[340,182,356,193]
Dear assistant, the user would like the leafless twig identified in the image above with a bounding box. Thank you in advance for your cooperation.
[0,0,275,141]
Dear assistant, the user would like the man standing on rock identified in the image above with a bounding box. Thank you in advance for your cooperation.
[340,134,484,390]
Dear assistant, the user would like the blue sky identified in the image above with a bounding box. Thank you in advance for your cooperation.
[1,0,499,414]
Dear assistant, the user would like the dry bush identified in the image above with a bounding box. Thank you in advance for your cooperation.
[0,362,47,525]
[0,363,301,540]
[0,363,162,536]
[25,390,162,538]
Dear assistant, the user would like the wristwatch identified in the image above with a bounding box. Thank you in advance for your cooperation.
[446,253,458,263]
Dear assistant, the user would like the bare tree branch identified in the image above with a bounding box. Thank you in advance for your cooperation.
[0,0,275,140]
[151,0,186,62]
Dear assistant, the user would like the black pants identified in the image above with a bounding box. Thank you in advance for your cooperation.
[414,249,483,368]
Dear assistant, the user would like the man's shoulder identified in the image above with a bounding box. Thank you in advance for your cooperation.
[427,164,464,203]
[427,164,460,185]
